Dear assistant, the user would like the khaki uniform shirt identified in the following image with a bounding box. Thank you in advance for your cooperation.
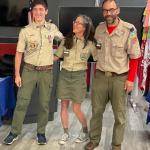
[55,37,97,71]
[95,19,141,74]
[16,21,63,66]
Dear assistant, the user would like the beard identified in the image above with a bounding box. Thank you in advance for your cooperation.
[104,15,117,25]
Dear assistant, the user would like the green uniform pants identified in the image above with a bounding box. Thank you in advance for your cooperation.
[89,70,127,146]
[11,67,53,135]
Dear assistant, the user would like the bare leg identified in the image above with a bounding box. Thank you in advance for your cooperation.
[60,100,70,131]
[72,102,87,129]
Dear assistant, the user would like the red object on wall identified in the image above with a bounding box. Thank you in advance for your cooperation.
[0,43,16,56]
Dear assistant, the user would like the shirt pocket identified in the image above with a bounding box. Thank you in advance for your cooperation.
[80,49,89,61]
[27,34,39,52]
[44,32,54,44]
[80,52,88,61]
[111,40,125,58]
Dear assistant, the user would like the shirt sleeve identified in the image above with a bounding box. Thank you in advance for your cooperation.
[127,27,141,59]
[127,58,139,82]
[16,29,26,53]
[89,42,97,61]
[54,40,65,58]
[52,24,63,41]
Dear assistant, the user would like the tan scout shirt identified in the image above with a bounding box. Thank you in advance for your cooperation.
[55,37,97,71]
[95,19,141,74]
[16,21,63,66]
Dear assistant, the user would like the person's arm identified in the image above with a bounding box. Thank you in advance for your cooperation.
[124,58,138,93]
[15,29,26,87]
[89,41,97,61]
[15,52,23,87]
[52,23,64,41]
[53,40,65,61]
[127,58,139,82]
[53,55,60,61]
[125,26,141,93]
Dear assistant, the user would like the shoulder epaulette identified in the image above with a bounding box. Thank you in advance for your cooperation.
[122,21,136,32]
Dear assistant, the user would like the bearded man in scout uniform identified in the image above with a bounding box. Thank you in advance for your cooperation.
[85,0,141,150]
[3,0,63,145]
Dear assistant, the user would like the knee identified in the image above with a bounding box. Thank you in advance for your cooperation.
[61,101,69,112]
[92,106,105,117]
[15,98,29,111]
[72,105,81,114]
[40,102,49,111]
[114,111,126,125]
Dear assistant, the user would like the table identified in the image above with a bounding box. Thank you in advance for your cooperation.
[0,76,16,126]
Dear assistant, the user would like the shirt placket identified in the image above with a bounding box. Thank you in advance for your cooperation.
[36,27,43,66]
[71,39,77,71]
[104,34,110,71]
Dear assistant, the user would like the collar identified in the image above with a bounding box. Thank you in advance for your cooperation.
[112,19,125,36]
[101,18,124,36]
[32,21,48,29]
[74,35,85,42]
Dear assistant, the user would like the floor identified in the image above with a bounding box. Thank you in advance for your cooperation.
[0,92,150,150]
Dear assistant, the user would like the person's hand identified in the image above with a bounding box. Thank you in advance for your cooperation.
[53,56,59,61]
[15,75,22,87]
[124,80,134,93]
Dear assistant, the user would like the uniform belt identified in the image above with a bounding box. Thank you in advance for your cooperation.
[98,70,128,77]
[24,63,53,71]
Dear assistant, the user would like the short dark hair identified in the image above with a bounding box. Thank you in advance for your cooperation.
[102,0,119,8]
[31,0,48,10]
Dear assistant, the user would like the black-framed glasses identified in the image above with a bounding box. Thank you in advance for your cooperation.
[73,20,84,26]
[102,8,118,14]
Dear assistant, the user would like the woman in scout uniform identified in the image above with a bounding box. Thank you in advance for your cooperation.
[54,14,97,144]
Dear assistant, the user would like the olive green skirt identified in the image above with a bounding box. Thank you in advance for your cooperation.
[57,68,87,103]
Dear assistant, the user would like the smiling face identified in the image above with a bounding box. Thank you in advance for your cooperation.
[102,0,120,25]
[73,16,86,37]
[32,4,48,24]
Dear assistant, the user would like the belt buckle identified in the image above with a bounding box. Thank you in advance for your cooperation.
[105,71,112,77]
[35,66,41,71]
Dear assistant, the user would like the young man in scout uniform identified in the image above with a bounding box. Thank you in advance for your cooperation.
[3,0,63,145]
[85,0,141,150]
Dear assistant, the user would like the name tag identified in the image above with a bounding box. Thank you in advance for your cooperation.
[64,48,70,56]
[96,42,102,49]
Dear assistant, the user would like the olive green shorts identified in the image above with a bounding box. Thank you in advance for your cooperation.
[57,68,87,103]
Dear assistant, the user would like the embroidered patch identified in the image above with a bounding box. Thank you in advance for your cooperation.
[131,37,137,45]
[48,35,52,43]
[129,29,137,45]
[29,42,37,49]
[80,53,87,61]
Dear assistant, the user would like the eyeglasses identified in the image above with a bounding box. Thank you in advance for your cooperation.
[73,21,84,26]
[102,8,118,14]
